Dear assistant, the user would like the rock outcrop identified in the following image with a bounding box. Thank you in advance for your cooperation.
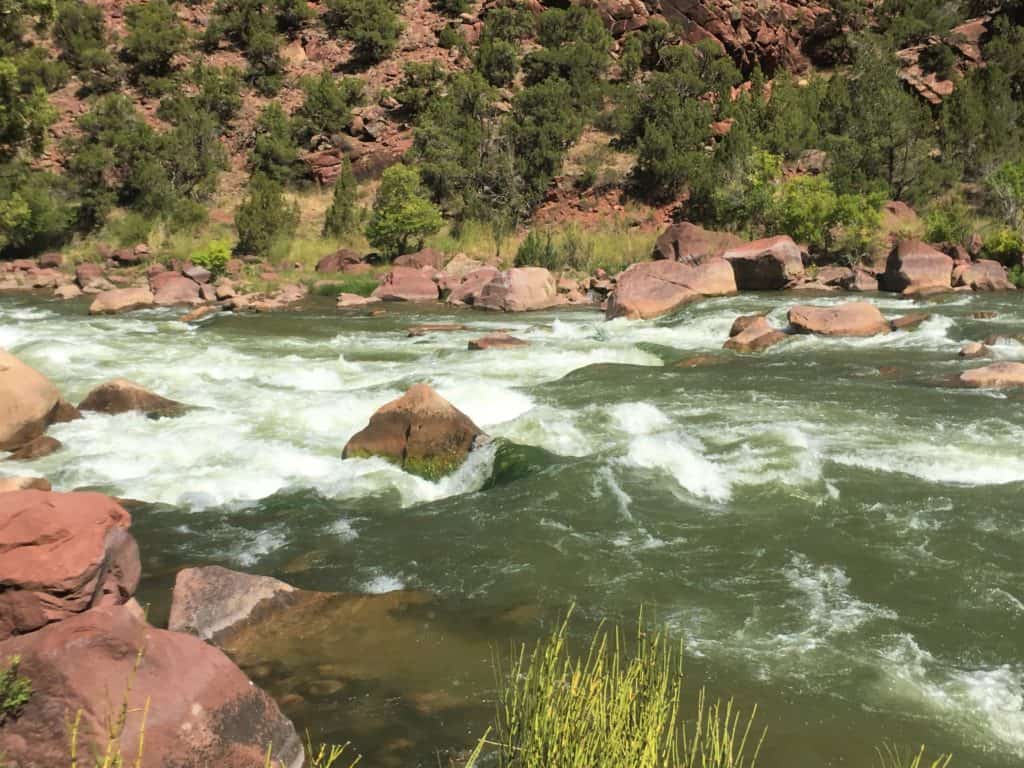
[88,286,155,315]
[960,362,1024,389]
[343,383,485,480]
[881,240,953,294]
[0,490,139,640]
[653,222,743,264]
[475,267,558,312]
[788,302,891,337]
[447,267,500,306]
[0,603,303,768]
[953,259,1015,292]
[0,350,62,452]
[372,266,439,302]
[722,236,805,290]
[78,379,186,418]
[606,259,736,319]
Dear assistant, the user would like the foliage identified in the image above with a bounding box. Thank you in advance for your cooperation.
[250,102,301,183]
[205,0,289,94]
[466,610,764,768]
[0,56,57,159]
[875,743,952,768]
[123,0,188,92]
[986,160,1024,233]
[1008,264,1024,288]
[191,239,232,275]
[941,64,1021,180]
[366,164,443,257]
[923,199,974,245]
[980,227,1024,266]
[918,42,957,79]
[875,0,963,47]
[293,72,364,144]
[325,0,403,63]
[235,173,299,256]
[437,23,466,51]
[310,272,378,297]
[395,61,445,117]
[0,656,32,726]
[182,64,244,128]
[0,161,73,255]
[52,0,117,91]
[476,36,519,87]
[322,156,361,237]
[522,6,612,112]
[432,0,468,15]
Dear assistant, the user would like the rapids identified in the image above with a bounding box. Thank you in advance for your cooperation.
[2,291,1023,767]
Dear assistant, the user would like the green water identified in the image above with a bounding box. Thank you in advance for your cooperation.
[1,291,1022,767]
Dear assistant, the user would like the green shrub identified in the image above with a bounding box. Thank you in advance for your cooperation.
[366,165,443,257]
[981,227,1024,266]
[293,73,364,144]
[235,173,299,256]
[52,0,119,91]
[1008,264,1024,288]
[432,0,469,15]
[986,160,1024,233]
[437,23,466,51]
[515,229,560,270]
[395,62,446,117]
[476,37,520,87]
[919,42,957,79]
[923,199,973,245]
[323,157,361,237]
[1,656,32,726]
[310,272,378,297]
[123,0,188,93]
[0,162,75,256]
[466,610,764,768]
[325,0,403,63]
[191,239,233,275]
[250,102,301,183]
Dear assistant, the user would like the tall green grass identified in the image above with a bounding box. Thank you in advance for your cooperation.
[875,743,952,768]
[467,610,763,768]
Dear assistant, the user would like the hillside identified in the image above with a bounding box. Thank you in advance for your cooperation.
[2,0,1024,276]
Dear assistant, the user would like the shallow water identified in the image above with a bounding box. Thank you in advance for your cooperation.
[2,291,1023,767]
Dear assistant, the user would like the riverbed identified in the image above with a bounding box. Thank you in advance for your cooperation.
[2,291,1022,767]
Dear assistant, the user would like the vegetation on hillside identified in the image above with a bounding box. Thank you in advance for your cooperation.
[2,0,1024,268]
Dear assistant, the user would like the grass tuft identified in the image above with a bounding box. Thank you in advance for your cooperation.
[876,743,952,768]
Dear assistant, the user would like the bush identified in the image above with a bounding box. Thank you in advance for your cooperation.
[1,655,32,726]
[366,165,443,257]
[514,229,560,270]
[191,239,233,275]
[986,160,1024,233]
[250,102,301,183]
[981,227,1024,266]
[52,0,119,91]
[476,36,520,87]
[432,0,469,15]
[395,62,445,118]
[325,0,403,63]
[310,272,379,297]
[123,0,188,92]
[293,73,364,144]
[437,24,466,51]
[235,173,299,256]
[919,42,957,79]
[1008,264,1024,288]
[323,157,361,237]
[923,199,973,245]
[0,163,75,256]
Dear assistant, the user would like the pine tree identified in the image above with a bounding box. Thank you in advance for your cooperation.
[322,156,360,237]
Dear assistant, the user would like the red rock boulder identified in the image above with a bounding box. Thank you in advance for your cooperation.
[394,247,446,270]
[0,491,140,640]
[722,236,805,290]
[654,222,743,264]
[468,333,529,350]
[372,266,439,302]
[960,362,1024,389]
[0,476,51,492]
[343,383,485,480]
[78,379,186,418]
[315,248,364,273]
[953,259,1015,292]
[724,315,788,353]
[447,267,500,306]
[788,302,891,337]
[606,259,737,320]
[475,267,558,312]
[0,350,62,452]
[0,604,303,768]
[882,240,953,294]
[151,273,202,306]
[88,286,155,315]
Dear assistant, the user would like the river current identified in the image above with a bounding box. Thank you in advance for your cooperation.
[1,291,1022,767]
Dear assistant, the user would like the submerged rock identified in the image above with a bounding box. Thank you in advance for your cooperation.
[960,362,1024,389]
[343,383,485,480]
[5,434,61,461]
[788,302,891,337]
[722,236,805,290]
[959,342,990,359]
[0,490,139,640]
[78,378,186,418]
[0,349,62,452]
[0,603,303,768]
[337,292,381,308]
[890,312,931,331]
[606,259,736,320]
[468,333,528,350]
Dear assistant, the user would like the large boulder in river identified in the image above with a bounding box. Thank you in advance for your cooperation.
[606,259,736,320]
[475,267,557,312]
[0,603,303,768]
[88,286,155,315]
[169,565,295,642]
[78,378,186,418]
[447,266,500,306]
[654,222,743,264]
[343,383,485,480]
[723,315,787,353]
[960,362,1024,389]
[372,266,439,302]
[722,236,805,290]
[881,240,953,294]
[151,272,202,306]
[953,259,1015,292]
[0,350,61,452]
[6,434,61,461]
[788,302,891,337]
[0,491,140,640]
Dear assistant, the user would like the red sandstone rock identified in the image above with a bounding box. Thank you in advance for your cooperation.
[788,302,891,337]
[0,350,61,452]
[722,236,805,290]
[475,267,558,312]
[882,240,953,294]
[372,266,440,302]
[654,222,743,264]
[606,259,737,320]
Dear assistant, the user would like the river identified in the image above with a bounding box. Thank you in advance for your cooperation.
[1,291,1022,767]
